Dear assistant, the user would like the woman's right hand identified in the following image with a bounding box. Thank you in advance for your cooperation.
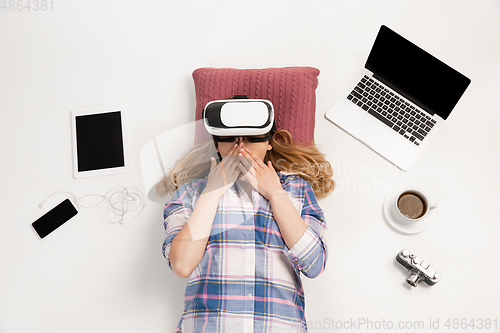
[203,142,242,197]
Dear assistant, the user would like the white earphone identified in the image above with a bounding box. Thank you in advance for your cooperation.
[39,187,145,224]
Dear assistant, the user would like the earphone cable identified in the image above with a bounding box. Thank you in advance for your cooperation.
[40,187,145,224]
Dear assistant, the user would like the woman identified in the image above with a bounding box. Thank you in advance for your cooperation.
[159,129,334,332]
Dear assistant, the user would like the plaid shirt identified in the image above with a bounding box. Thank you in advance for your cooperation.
[163,173,328,333]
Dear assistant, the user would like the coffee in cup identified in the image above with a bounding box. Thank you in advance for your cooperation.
[397,191,427,219]
[395,188,437,221]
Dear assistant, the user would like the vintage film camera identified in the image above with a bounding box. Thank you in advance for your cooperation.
[396,249,440,287]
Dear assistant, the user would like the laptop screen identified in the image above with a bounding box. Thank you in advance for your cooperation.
[365,25,470,120]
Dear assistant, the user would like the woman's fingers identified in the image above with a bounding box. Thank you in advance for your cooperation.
[217,149,236,180]
[222,143,242,167]
[228,148,243,174]
[238,149,253,171]
[223,143,245,180]
[238,163,259,189]
[210,156,217,171]
[242,148,266,173]
[206,143,241,191]
[237,147,281,199]
[229,143,240,156]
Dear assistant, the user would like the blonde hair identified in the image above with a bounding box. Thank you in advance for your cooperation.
[156,130,334,199]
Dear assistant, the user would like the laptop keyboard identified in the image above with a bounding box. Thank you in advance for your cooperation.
[347,75,436,146]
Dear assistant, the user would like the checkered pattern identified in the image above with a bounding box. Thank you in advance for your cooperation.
[163,173,327,333]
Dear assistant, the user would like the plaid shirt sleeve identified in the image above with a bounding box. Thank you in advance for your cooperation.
[162,180,205,270]
[283,176,328,278]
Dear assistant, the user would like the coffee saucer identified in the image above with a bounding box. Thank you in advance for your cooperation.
[383,186,436,234]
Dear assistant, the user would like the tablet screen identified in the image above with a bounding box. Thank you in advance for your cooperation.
[75,111,125,172]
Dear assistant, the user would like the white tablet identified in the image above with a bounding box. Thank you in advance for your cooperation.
[71,103,129,179]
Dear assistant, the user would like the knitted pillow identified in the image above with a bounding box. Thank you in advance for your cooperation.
[192,67,320,145]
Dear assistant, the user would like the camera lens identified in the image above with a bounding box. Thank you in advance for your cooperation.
[406,272,422,287]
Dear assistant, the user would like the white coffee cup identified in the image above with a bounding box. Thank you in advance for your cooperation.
[394,188,437,222]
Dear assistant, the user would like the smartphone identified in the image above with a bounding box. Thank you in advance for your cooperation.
[32,199,78,239]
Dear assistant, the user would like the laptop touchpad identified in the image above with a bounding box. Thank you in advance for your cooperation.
[354,116,393,150]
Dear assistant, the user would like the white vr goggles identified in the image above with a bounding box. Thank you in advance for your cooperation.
[203,97,275,138]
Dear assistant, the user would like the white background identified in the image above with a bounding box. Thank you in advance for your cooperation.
[1,1,499,332]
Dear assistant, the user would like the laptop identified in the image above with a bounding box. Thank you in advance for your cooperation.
[325,25,471,171]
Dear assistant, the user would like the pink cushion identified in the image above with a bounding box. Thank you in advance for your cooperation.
[193,67,320,145]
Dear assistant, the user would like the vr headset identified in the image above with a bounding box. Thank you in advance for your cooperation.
[203,96,275,142]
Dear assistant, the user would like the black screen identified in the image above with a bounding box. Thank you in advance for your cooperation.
[75,111,125,172]
[365,25,471,120]
[32,199,78,238]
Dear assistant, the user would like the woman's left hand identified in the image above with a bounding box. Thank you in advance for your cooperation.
[238,147,284,200]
